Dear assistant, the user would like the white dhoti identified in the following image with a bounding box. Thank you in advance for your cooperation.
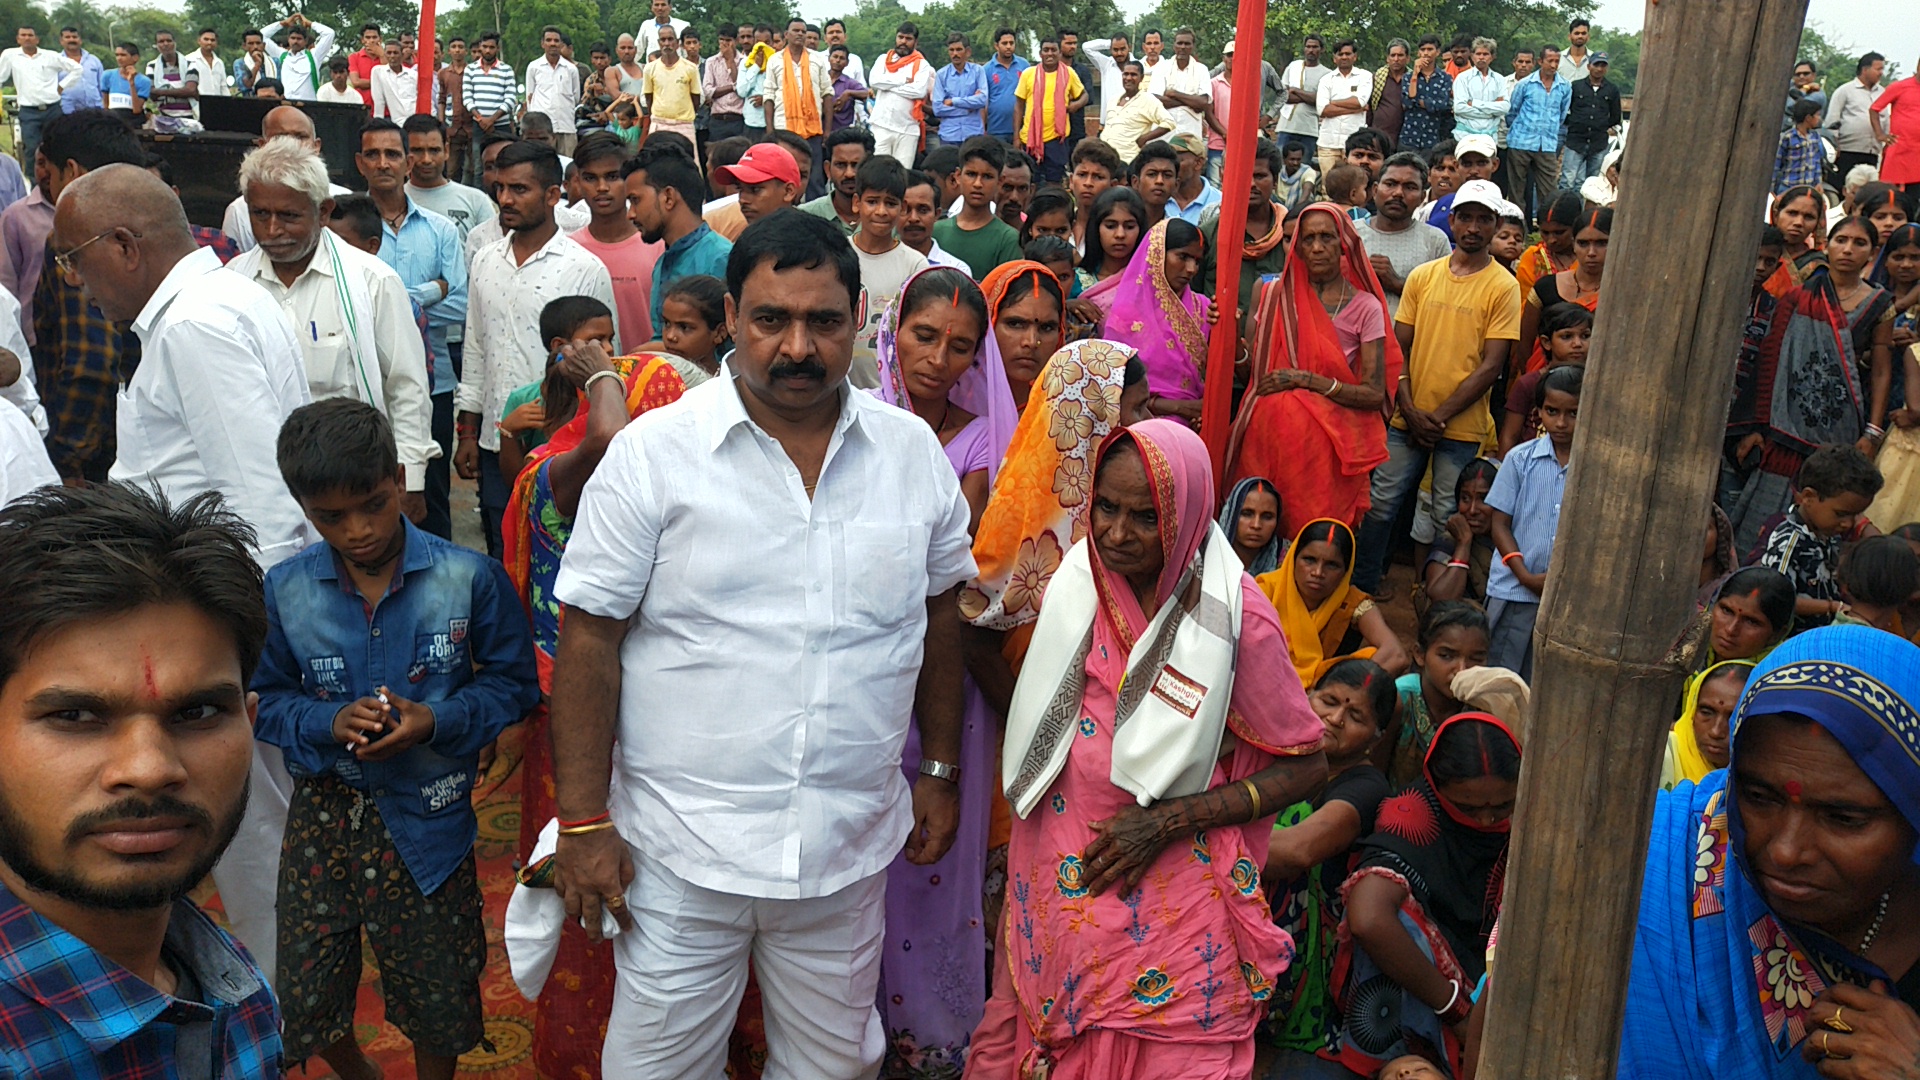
[209,740,293,980]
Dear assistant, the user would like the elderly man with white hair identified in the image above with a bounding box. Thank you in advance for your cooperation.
[228,136,437,522]
[222,104,354,252]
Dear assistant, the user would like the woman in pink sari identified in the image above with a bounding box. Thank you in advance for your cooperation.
[963,419,1329,1079]
[1226,203,1403,539]
[1079,218,1213,425]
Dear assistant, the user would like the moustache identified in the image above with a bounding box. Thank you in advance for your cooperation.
[67,795,213,845]
[769,359,828,381]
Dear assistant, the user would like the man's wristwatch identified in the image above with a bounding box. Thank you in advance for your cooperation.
[918,759,961,783]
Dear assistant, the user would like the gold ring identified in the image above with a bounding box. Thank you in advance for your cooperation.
[1827,1005,1852,1033]
[603,895,627,910]
[1821,1031,1832,1056]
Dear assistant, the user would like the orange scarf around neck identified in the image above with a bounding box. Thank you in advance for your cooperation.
[781,48,822,138]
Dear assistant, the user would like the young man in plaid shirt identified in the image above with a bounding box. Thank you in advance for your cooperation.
[0,484,283,1077]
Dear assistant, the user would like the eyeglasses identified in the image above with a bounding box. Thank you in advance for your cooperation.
[53,227,140,276]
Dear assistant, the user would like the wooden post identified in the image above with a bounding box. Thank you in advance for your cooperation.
[1198,2,1267,485]
[1476,0,1807,1075]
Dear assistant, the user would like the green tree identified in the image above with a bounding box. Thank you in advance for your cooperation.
[606,0,791,48]
[186,0,424,50]
[1144,0,1588,68]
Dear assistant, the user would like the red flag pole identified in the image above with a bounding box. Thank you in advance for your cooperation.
[1198,3,1267,486]
[415,0,438,113]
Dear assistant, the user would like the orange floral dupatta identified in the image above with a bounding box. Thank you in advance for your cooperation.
[959,339,1132,634]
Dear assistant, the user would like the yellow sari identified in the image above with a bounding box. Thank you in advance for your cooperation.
[1255,517,1375,688]
[1661,659,1756,789]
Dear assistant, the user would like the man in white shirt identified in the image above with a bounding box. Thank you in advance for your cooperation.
[370,38,423,117]
[1277,33,1328,156]
[186,28,227,105]
[1314,39,1373,176]
[762,19,833,199]
[53,163,316,980]
[638,0,689,57]
[222,106,351,252]
[1149,27,1210,140]
[524,26,583,155]
[259,15,336,103]
[867,23,933,165]
[0,27,81,166]
[548,207,971,1078]
[1451,37,1509,140]
[822,18,864,85]
[1826,52,1888,185]
[1081,30,1134,124]
[228,137,435,522]
[453,141,614,558]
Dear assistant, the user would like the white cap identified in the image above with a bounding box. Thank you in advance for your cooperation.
[1222,40,1235,55]
[1455,133,1498,160]
[1452,178,1505,214]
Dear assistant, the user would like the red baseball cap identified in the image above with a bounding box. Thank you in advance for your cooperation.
[717,143,802,187]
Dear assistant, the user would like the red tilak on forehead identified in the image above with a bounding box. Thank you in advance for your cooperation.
[1786,780,1804,802]
[141,652,159,699]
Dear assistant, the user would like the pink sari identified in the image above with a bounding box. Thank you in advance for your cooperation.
[1083,219,1212,399]
[963,419,1324,1079]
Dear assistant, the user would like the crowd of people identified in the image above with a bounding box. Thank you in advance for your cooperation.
[1,6,1919,1080]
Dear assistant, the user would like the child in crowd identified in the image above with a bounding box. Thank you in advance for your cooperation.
[1487,363,1583,679]
[1324,163,1372,224]
[851,156,931,385]
[1383,599,1490,788]
[1499,305,1593,456]
[1835,534,1919,634]
[1275,141,1318,207]
[610,99,642,147]
[498,297,617,492]
[1753,224,1787,293]
[317,55,358,102]
[1751,443,1884,628]
[1423,458,1501,609]
[1264,658,1396,1067]
[1774,98,1825,195]
[1491,207,1528,271]
[1023,235,1082,297]
[1378,1056,1449,1080]
[649,274,730,386]
[253,399,539,1080]
[1414,138,1459,222]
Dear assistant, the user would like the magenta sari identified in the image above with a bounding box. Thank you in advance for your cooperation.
[963,420,1325,1079]
[1081,220,1212,399]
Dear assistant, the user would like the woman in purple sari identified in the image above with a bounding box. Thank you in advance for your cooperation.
[1080,217,1214,426]
[871,266,1021,1075]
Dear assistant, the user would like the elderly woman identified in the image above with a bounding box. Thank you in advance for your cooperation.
[962,419,1329,1079]
[1623,625,1920,1078]
[1227,204,1400,540]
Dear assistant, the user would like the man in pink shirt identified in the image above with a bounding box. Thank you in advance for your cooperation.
[1203,40,1238,185]
[567,132,662,343]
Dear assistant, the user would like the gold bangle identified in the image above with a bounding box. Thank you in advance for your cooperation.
[1241,778,1264,819]
[558,820,618,836]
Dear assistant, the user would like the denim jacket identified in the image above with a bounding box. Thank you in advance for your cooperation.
[253,520,539,894]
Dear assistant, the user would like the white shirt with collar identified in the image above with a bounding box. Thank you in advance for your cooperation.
[185,48,227,98]
[552,370,977,900]
[371,63,425,118]
[0,47,81,107]
[866,50,933,135]
[462,200,591,261]
[457,227,616,451]
[1149,55,1212,139]
[258,20,336,102]
[524,55,583,134]
[923,240,970,273]
[111,246,317,569]
[229,231,437,490]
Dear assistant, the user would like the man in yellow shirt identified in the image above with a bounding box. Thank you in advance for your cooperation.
[643,24,701,141]
[1014,36,1087,181]
[1351,178,1522,594]
[1098,59,1176,163]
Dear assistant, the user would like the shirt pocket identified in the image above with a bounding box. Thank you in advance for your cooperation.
[843,521,927,626]
[409,628,470,685]
[302,335,362,399]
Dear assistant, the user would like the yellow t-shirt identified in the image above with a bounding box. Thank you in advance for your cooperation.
[1393,257,1523,444]
[643,58,700,123]
[1015,65,1085,144]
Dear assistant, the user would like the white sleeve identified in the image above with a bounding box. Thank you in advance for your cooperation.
[553,424,660,618]
[455,251,489,415]
[0,287,43,434]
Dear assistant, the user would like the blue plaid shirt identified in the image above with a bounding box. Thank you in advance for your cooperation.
[0,883,282,1078]
[1775,126,1824,193]
[1505,71,1571,152]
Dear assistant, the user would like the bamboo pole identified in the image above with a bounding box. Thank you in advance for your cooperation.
[1476,0,1809,1074]
[1198,1,1267,485]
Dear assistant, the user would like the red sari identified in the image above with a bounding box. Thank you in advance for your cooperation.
[1227,205,1404,540]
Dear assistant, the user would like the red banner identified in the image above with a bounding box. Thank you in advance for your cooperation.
[416,0,437,113]
[1198,4,1268,485]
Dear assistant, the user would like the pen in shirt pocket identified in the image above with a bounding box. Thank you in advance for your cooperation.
[310,321,318,341]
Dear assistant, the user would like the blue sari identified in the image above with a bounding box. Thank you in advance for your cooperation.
[1622,626,1920,1078]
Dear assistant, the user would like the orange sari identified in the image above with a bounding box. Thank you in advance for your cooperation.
[1227,205,1403,539]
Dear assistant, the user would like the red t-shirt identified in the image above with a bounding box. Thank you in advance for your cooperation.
[349,50,381,105]
[1874,77,1920,184]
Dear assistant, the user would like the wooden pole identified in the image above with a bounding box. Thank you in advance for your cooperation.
[1198,3,1267,486]
[1476,0,1808,1074]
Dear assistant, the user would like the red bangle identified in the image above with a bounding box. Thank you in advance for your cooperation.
[557,811,610,829]
[1501,551,1526,566]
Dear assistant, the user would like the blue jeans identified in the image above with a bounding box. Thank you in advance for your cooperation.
[1560,147,1607,190]
[1207,149,1224,185]
[1282,132,1318,159]
[1352,427,1482,593]
[15,104,54,169]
